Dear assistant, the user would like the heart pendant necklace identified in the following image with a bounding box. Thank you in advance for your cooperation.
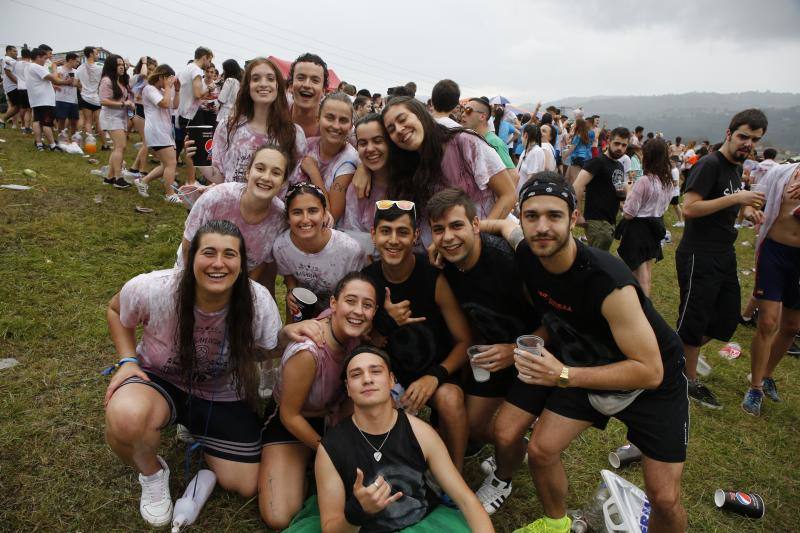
[353,416,394,462]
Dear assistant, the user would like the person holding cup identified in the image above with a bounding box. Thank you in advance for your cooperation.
[506,173,689,533]
[273,182,367,319]
[427,187,541,515]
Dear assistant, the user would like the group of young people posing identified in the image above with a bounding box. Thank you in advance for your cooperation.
[100,50,702,532]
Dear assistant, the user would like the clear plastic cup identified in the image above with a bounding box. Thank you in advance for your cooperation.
[516,335,544,357]
[467,345,491,383]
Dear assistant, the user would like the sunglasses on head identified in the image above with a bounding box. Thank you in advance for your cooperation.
[375,199,416,218]
[287,181,327,202]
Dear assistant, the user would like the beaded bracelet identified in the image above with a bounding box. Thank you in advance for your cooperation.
[101,357,139,376]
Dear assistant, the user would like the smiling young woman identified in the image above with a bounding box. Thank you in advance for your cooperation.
[258,272,378,530]
[177,145,291,288]
[272,182,368,319]
[290,92,360,222]
[377,96,516,246]
[103,220,293,527]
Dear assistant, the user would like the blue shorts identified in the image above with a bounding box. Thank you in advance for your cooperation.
[55,101,79,120]
[754,238,800,309]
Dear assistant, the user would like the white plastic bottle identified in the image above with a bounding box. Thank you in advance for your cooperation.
[171,469,216,533]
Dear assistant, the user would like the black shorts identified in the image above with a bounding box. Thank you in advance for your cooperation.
[32,106,56,127]
[135,103,145,119]
[543,375,689,463]
[464,365,518,398]
[175,115,192,155]
[16,89,30,109]
[504,377,555,415]
[55,101,79,120]
[261,398,325,446]
[78,93,100,111]
[571,156,586,168]
[675,250,740,346]
[8,89,24,108]
[150,144,174,152]
[670,194,680,206]
[754,238,800,309]
[119,372,263,463]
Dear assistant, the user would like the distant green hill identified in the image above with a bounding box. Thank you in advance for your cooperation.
[527,92,800,154]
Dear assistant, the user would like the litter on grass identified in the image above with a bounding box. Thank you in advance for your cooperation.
[0,358,20,370]
[135,206,154,214]
[1,184,33,190]
[23,169,37,177]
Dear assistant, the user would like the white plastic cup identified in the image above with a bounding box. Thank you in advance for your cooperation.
[467,345,491,383]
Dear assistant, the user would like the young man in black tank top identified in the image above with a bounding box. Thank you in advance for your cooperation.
[314,347,493,532]
[361,202,472,472]
[427,188,542,515]
[508,173,688,533]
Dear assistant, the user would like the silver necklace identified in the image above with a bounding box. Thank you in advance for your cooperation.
[352,415,394,462]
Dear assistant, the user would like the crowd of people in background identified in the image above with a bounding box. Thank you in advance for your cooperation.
[2,40,800,533]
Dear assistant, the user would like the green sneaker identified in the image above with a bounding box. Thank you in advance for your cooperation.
[513,516,572,533]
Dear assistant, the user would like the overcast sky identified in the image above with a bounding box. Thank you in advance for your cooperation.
[3,0,799,104]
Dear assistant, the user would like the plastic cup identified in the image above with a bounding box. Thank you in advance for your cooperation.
[608,443,642,469]
[714,489,765,519]
[467,345,491,383]
[291,287,318,321]
[516,335,544,357]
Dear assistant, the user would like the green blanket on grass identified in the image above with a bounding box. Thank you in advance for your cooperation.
[286,495,471,532]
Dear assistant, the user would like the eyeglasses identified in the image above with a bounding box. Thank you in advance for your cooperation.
[375,199,416,218]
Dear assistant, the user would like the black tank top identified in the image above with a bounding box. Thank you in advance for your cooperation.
[363,256,453,386]
[322,410,430,532]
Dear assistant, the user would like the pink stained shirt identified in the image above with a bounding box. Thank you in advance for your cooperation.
[180,182,287,270]
[289,136,360,189]
[272,310,358,413]
[213,119,308,183]
[622,173,674,219]
[118,269,282,401]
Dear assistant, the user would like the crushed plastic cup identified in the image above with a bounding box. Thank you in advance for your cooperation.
[719,342,742,360]
[696,355,712,377]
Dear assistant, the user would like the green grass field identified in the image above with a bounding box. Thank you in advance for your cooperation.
[0,128,797,532]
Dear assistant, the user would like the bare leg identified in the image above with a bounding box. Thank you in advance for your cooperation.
[105,383,170,475]
[258,443,312,530]
[465,394,503,445]
[750,300,782,389]
[741,295,758,320]
[108,129,127,178]
[131,115,147,171]
[641,455,686,533]
[204,454,259,498]
[632,260,653,296]
[765,309,800,377]
[527,409,592,518]
[682,336,709,381]
[42,126,55,146]
[493,401,536,480]
[430,383,468,472]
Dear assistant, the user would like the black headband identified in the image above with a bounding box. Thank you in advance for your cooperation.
[341,345,393,380]
[519,179,577,212]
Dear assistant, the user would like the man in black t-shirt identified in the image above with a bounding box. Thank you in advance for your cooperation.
[676,109,767,410]
[510,173,688,533]
[314,347,493,532]
[361,202,473,472]
[573,127,630,251]
[427,188,541,515]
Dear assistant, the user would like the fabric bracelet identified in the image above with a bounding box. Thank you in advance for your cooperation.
[425,364,449,384]
[101,356,139,376]
[344,495,368,526]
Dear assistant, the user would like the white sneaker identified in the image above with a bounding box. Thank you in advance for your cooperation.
[134,178,149,197]
[122,169,142,181]
[176,423,195,443]
[165,194,183,204]
[480,455,497,476]
[138,455,173,526]
[672,221,685,228]
[476,472,512,515]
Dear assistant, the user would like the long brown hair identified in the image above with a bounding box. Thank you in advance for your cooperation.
[227,58,298,171]
[573,118,590,144]
[176,220,259,407]
[643,138,672,189]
